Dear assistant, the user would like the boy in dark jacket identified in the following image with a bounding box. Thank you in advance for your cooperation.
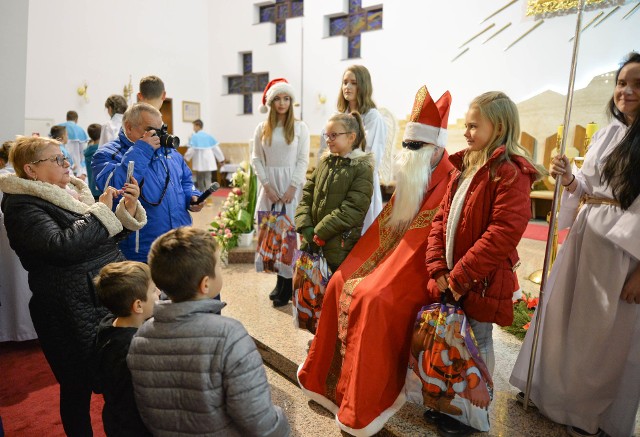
[93,261,159,437]
[128,227,290,437]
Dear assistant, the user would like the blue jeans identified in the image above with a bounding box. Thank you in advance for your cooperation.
[468,318,495,376]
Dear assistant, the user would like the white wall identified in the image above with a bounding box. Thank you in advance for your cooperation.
[10,0,640,147]
[210,0,640,146]
[23,0,212,143]
[0,0,29,141]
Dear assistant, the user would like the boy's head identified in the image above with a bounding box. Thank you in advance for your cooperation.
[50,125,68,143]
[95,261,157,319]
[138,75,166,110]
[192,119,203,132]
[87,123,102,143]
[148,227,222,302]
[66,110,78,122]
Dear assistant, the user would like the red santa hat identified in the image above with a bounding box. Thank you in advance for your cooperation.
[402,85,451,148]
[259,78,295,113]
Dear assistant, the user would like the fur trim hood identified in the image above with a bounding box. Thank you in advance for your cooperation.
[0,174,147,236]
[320,148,375,168]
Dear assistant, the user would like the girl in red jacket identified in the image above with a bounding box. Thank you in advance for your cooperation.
[425,91,540,435]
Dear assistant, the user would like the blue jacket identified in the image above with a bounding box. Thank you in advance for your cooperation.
[92,129,200,261]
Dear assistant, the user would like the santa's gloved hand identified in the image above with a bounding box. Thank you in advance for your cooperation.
[299,227,314,244]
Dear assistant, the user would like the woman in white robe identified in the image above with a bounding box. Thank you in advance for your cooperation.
[510,52,640,437]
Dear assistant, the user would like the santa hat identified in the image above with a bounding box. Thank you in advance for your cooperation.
[402,85,451,148]
[259,78,295,113]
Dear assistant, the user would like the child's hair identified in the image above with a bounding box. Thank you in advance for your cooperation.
[336,65,377,115]
[601,51,640,210]
[463,91,539,179]
[104,94,128,115]
[0,140,13,164]
[87,123,102,142]
[262,97,295,146]
[328,111,367,152]
[49,125,67,142]
[9,136,61,179]
[139,75,165,100]
[148,227,219,302]
[193,119,204,129]
[66,110,78,122]
[94,261,152,317]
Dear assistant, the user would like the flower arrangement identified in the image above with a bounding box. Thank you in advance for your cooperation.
[210,162,257,264]
[503,291,539,340]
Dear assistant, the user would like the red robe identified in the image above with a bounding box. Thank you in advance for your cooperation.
[297,154,453,435]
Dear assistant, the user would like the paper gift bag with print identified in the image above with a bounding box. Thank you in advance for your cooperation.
[405,299,494,432]
[291,248,332,334]
[255,204,297,276]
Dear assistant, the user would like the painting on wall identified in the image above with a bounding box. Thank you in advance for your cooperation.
[182,101,200,122]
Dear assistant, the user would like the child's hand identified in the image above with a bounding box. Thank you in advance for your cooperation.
[550,154,573,186]
[300,227,314,244]
[281,185,297,204]
[435,272,450,292]
[122,176,140,216]
[264,183,280,204]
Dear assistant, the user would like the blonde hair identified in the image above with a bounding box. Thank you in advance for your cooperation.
[336,65,377,115]
[148,227,219,302]
[262,98,295,146]
[463,91,538,179]
[328,111,367,152]
[9,136,61,179]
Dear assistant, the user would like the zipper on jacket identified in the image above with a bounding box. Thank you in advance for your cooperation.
[482,278,488,298]
[341,229,352,248]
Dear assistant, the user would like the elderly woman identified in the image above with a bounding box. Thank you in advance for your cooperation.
[0,136,147,436]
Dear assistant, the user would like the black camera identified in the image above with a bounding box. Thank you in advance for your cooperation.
[151,124,180,148]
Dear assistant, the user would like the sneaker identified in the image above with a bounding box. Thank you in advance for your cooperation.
[515,391,537,409]
[566,426,605,437]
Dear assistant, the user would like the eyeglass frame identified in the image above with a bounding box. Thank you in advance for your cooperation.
[29,154,69,167]
[322,132,351,141]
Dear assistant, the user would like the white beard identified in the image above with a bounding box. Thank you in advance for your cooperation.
[387,146,436,233]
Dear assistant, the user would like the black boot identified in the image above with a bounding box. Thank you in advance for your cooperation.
[269,275,283,301]
[273,277,293,307]
[437,415,475,437]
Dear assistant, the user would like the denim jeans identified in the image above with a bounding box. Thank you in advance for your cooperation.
[468,317,495,376]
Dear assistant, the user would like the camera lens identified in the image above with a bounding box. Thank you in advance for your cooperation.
[160,134,180,148]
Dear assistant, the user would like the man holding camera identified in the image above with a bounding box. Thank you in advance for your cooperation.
[92,102,203,262]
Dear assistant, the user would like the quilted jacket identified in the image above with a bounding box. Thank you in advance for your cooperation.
[127,299,290,437]
[295,148,374,270]
[0,174,146,382]
[426,146,537,326]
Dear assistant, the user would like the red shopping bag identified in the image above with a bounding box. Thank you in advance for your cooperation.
[405,296,494,432]
[291,248,332,334]
[255,204,297,276]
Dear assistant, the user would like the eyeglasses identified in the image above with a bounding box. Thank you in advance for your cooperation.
[322,132,350,141]
[30,154,69,166]
[401,140,427,150]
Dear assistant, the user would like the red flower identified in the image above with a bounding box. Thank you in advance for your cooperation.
[523,322,531,330]
[527,297,539,309]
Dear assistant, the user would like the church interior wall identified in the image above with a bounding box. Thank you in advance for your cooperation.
[8,0,640,159]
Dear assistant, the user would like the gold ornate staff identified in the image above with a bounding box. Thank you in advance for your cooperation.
[523,0,586,412]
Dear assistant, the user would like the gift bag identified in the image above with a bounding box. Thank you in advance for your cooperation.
[255,204,297,276]
[291,248,332,334]
[405,298,494,432]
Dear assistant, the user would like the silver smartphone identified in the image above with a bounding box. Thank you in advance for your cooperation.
[126,161,135,183]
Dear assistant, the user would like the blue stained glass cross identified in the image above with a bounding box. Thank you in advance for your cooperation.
[258,0,304,43]
[328,0,383,59]
[226,52,269,114]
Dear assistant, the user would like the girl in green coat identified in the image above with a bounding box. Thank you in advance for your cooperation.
[295,112,374,272]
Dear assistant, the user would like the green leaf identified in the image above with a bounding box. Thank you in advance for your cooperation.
[236,209,252,233]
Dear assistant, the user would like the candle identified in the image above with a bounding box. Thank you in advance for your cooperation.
[557,124,564,139]
[585,122,598,140]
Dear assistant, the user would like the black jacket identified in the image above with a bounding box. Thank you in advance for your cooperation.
[94,316,152,437]
[0,174,146,382]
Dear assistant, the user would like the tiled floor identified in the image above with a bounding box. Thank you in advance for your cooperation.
[190,199,639,437]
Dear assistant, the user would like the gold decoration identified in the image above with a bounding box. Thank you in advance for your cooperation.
[504,20,545,51]
[481,0,518,23]
[123,75,133,103]
[409,86,428,122]
[76,82,89,102]
[526,0,623,18]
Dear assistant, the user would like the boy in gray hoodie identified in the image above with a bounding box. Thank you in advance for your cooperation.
[128,227,290,437]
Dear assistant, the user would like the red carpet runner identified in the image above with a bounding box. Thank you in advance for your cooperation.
[522,222,568,244]
[0,340,106,436]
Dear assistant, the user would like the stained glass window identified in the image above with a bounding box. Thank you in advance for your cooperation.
[226,52,268,115]
[327,0,383,59]
[257,0,304,43]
